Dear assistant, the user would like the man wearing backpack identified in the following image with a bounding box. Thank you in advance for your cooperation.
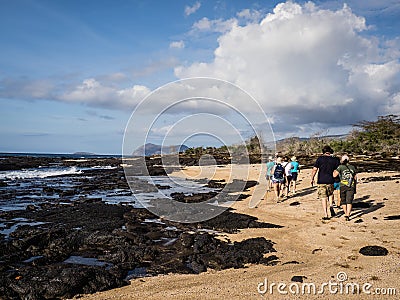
[271,157,285,202]
[333,155,357,221]
[311,146,340,220]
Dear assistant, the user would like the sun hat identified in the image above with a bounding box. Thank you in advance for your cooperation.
[341,154,349,163]
[291,156,297,161]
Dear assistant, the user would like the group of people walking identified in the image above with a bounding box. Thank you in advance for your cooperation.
[266,154,300,201]
[266,145,358,221]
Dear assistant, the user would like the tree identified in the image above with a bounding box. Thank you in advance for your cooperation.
[350,115,400,154]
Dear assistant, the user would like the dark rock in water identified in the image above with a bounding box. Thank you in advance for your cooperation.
[354,219,364,223]
[26,204,36,211]
[156,184,171,190]
[359,246,388,256]
[170,191,218,203]
[384,215,400,220]
[352,202,371,208]
[291,275,306,283]
[205,179,226,189]
[289,201,300,206]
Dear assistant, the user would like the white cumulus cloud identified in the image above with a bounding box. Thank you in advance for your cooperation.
[176,1,400,135]
[59,78,151,110]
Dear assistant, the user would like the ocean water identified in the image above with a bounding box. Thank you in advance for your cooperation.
[0,152,122,159]
[0,153,216,212]
[0,153,219,238]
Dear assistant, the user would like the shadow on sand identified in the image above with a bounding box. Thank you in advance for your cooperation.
[332,196,384,220]
[350,199,385,219]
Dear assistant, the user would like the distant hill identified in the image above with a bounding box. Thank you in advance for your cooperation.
[275,134,349,144]
[73,152,96,156]
[132,143,189,156]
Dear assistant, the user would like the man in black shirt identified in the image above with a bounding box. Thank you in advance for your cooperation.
[311,145,340,220]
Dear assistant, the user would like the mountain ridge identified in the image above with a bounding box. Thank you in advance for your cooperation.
[132,143,189,156]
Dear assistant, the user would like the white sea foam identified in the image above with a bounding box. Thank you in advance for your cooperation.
[0,165,119,180]
[90,165,118,170]
[0,166,82,180]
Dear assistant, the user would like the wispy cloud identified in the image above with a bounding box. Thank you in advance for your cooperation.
[22,132,51,137]
[191,17,236,33]
[169,40,185,49]
[236,9,263,23]
[130,57,179,78]
[0,77,54,100]
[185,2,201,16]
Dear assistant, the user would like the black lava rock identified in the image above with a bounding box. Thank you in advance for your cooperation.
[359,246,388,256]
[291,275,306,283]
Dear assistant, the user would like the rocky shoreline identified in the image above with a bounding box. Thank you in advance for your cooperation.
[0,198,281,299]
[0,156,281,299]
[1,154,399,299]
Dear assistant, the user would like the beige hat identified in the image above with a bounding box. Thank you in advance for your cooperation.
[291,156,297,161]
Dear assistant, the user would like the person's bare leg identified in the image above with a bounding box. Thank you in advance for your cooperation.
[329,194,334,207]
[346,204,352,217]
[328,194,336,217]
[342,204,347,216]
[321,197,329,218]
[274,183,280,201]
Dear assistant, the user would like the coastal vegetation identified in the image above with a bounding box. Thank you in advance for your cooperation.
[181,114,400,159]
[279,115,400,157]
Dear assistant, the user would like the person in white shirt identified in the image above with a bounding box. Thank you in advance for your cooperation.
[283,156,293,196]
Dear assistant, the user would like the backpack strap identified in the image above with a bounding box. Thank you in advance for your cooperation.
[345,165,355,178]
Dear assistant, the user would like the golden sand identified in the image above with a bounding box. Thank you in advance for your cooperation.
[78,165,400,300]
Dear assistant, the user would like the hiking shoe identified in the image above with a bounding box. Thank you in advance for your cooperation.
[322,217,330,221]
[330,207,336,217]
[345,216,350,221]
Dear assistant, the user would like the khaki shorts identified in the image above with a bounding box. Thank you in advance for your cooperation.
[317,184,334,199]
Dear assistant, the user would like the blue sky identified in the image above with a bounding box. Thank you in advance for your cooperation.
[1,0,399,154]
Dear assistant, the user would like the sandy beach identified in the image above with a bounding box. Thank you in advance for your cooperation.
[79,164,400,300]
